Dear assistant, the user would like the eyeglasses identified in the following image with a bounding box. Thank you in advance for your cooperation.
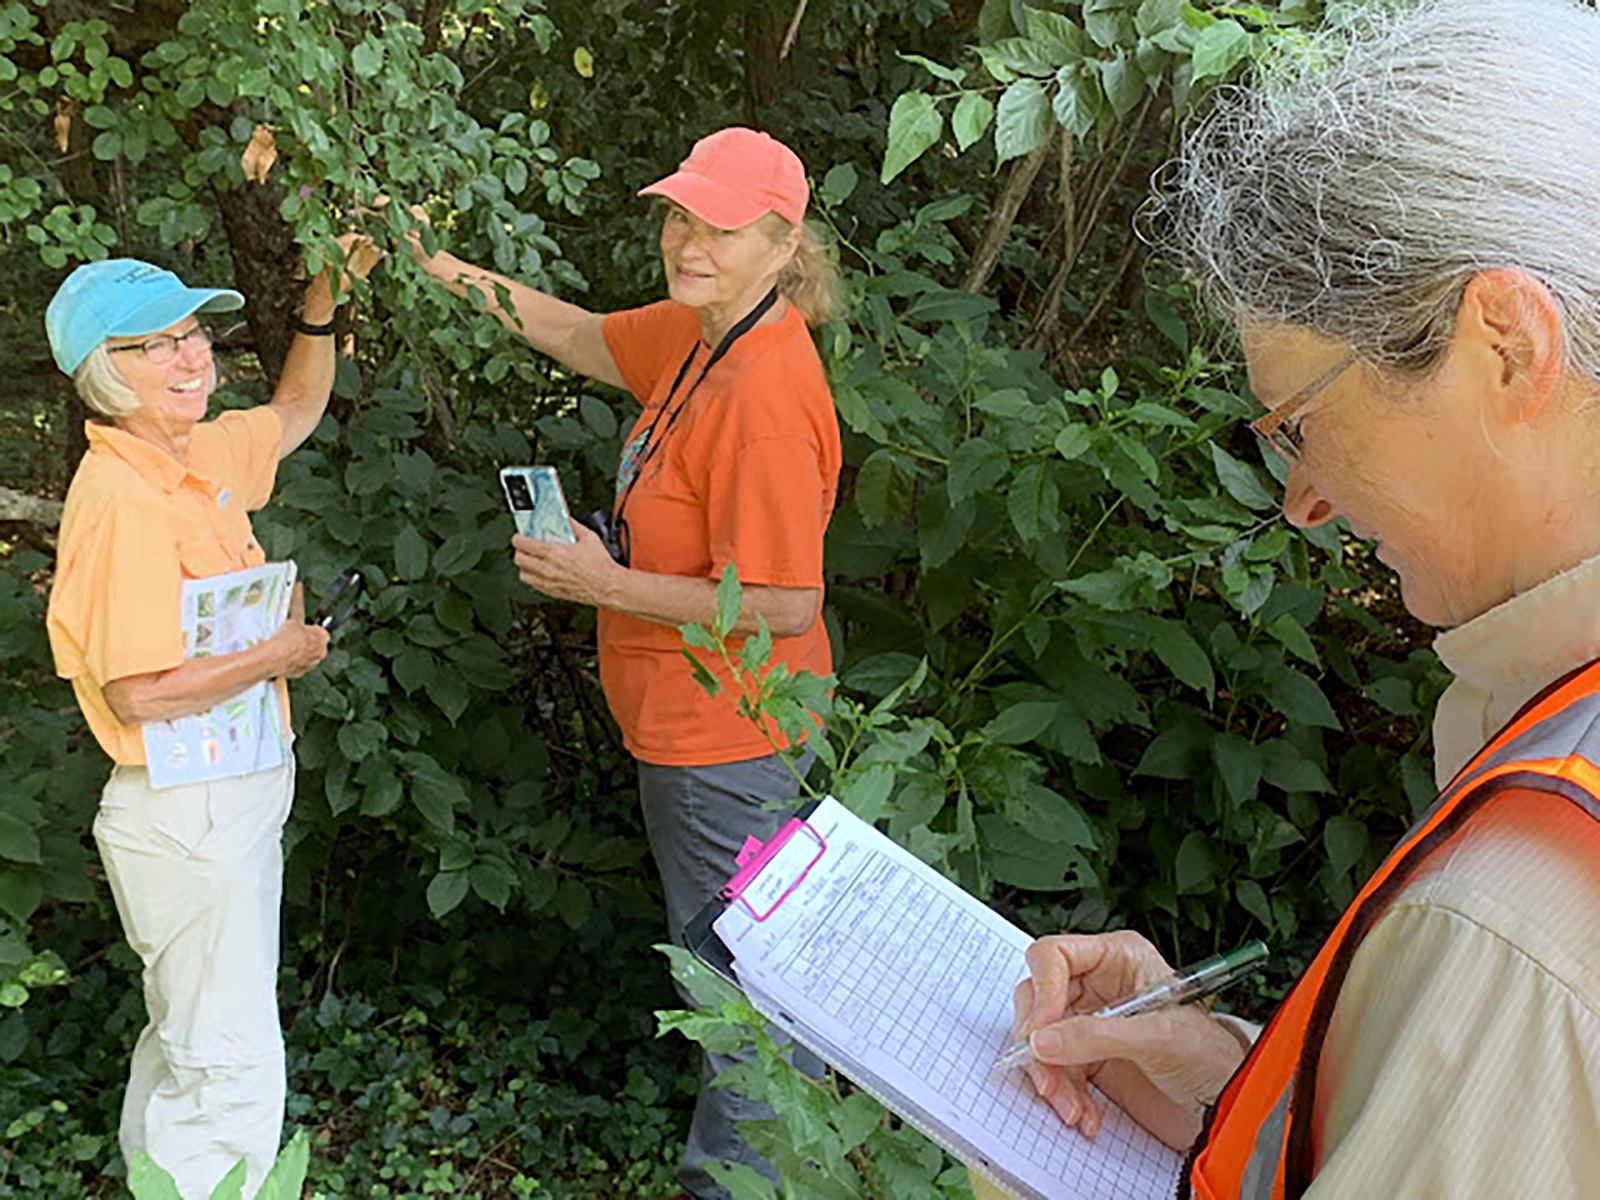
[106,324,213,366]
[1249,350,1359,462]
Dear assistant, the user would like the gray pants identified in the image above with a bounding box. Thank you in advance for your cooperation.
[638,750,823,1200]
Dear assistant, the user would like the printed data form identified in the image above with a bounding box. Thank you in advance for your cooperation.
[715,796,1181,1200]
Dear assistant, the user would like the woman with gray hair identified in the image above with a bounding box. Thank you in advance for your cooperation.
[983,2,1600,1197]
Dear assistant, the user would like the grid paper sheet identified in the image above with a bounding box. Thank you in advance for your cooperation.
[715,797,1181,1200]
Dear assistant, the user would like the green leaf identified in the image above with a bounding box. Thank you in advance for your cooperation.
[898,52,965,84]
[0,815,40,865]
[360,774,403,817]
[1024,784,1095,847]
[258,1130,311,1198]
[432,533,482,576]
[1135,721,1209,779]
[841,652,924,698]
[1265,612,1319,667]
[1137,0,1186,36]
[1236,878,1274,931]
[834,1090,883,1152]
[0,869,43,923]
[1210,444,1277,510]
[426,870,469,917]
[981,700,1061,746]
[1191,18,1252,81]
[1260,739,1333,793]
[1099,53,1145,118]
[1024,8,1087,61]
[1146,620,1214,699]
[994,78,1052,166]
[351,38,384,78]
[127,1153,184,1200]
[1324,814,1369,877]
[1052,66,1101,138]
[947,437,1009,504]
[882,91,943,184]
[818,163,858,208]
[1212,733,1262,806]
[1365,675,1419,716]
[951,91,995,152]
[1007,461,1060,541]
[408,756,463,834]
[336,721,386,764]
[1264,666,1341,730]
[556,878,593,929]
[714,563,741,638]
[394,525,429,581]
[206,1158,248,1200]
[855,449,913,527]
[469,860,514,911]
[1055,423,1093,460]
[1174,831,1218,894]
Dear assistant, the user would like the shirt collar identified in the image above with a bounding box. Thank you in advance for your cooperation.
[1434,555,1600,696]
[85,420,219,496]
[1430,554,1600,782]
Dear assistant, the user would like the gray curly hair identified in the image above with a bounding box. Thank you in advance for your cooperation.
[1161,0,1600,378]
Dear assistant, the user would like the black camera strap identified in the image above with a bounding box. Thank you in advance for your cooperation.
[614,285,780,522]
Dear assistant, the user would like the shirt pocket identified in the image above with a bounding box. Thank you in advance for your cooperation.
[175,527,238,579]
[175,510,266,579]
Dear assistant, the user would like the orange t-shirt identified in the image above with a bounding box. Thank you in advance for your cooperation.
[47,408,283,765]
[599,300,840,766]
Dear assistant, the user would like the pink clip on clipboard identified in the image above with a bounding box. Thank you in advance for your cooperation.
[719,817,827,922]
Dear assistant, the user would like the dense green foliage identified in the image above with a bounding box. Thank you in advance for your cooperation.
[0,0,1443,1194]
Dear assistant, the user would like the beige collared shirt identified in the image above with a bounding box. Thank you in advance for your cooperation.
[1306,560,1600,1196]
[973,562,1600,1198]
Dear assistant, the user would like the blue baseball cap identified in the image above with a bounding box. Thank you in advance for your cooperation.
[45,258,245,376]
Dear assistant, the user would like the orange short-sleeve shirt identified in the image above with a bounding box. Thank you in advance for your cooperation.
[599,300,841,766]
[48,407,283,765]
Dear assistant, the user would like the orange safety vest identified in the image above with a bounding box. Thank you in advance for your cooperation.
[1186,658,1600,1200]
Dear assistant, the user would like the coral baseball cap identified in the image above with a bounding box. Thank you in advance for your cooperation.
[639,127,809,230]
[45,258,244,376]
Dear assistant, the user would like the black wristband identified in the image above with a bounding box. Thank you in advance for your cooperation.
[291,315,336,336]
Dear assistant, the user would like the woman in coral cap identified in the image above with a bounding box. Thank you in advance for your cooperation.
[413,127,841,1199]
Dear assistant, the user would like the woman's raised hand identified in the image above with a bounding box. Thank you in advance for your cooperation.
[1011,930,1249,1151]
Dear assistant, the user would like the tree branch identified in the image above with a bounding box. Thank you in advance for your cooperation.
[0,487,64,528]
[961,137,1051,295]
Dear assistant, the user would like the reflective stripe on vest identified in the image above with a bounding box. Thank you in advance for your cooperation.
[1185,657,1600,1200]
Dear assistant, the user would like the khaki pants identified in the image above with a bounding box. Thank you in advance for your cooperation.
[94,761,294,1199]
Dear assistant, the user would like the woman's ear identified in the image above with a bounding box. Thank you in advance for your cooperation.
[1455,269,1565,420]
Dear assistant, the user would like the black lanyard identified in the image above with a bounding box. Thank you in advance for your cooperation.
[615,286,780,519]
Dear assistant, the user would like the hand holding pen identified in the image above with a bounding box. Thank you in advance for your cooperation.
[995,938,1267,1069]
[1000,931,1267,1151]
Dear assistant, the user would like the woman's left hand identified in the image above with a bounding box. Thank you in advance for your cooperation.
[328,231,383,288]
[512,522,622,607]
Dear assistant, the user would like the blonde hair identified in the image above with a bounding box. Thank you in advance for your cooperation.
[774,217,844,327]
[72,344,141,417]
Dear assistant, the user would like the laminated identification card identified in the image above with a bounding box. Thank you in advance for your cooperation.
[141,561,296,789]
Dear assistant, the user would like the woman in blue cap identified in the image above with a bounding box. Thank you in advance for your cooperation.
[44,241,375,1198]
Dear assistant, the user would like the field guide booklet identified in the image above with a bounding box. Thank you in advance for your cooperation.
[141,561,296,789]
[703,796,1182,1200]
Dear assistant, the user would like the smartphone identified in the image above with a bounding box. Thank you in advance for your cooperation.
[499,466,577,544]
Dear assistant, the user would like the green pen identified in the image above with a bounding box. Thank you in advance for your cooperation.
[992,938,1269,1071]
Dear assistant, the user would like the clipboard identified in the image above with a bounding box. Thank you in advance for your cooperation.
[686,795,1182,1200]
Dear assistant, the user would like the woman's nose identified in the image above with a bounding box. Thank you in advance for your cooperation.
[1282,462,1338,528]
